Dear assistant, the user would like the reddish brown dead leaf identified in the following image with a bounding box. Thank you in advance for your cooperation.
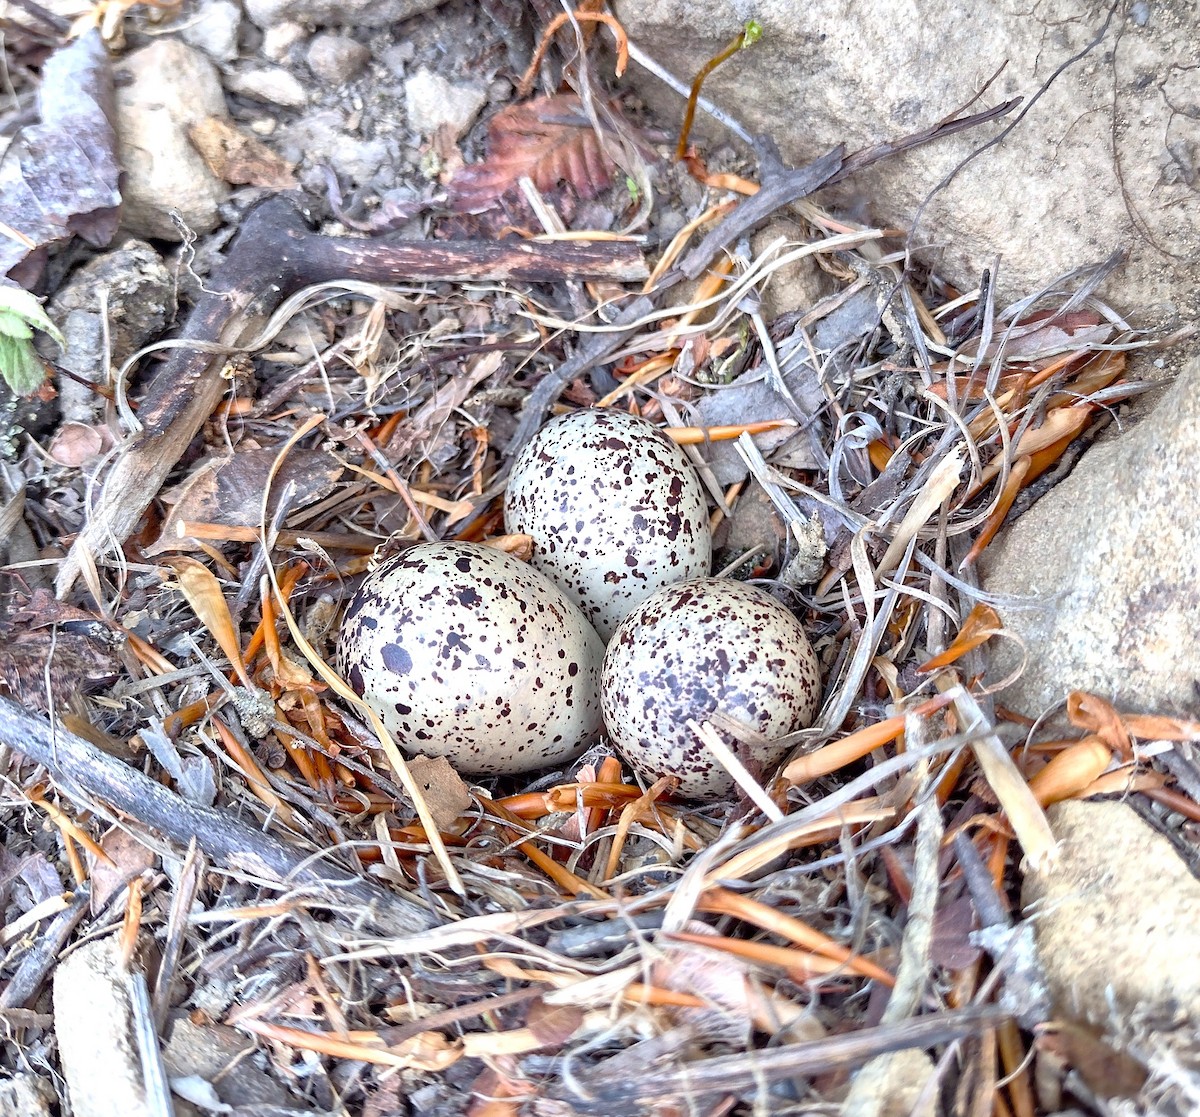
[523,1000,585,1048]
[448,94,618,214]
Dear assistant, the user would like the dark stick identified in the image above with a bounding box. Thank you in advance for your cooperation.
[678,98,1021,282]
[0,697,435,934]
[56,197,647,596]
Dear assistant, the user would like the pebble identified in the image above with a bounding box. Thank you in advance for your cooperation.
[306,33,371,84]
[262,21,307,62]
[178,0,242,62]
[114,40,229,240]
[225,65,309,108]
[404,66,487,139]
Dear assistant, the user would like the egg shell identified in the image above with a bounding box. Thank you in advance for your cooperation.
[601,578,820,800]
[504,408,712,642]
[337,542,604,775]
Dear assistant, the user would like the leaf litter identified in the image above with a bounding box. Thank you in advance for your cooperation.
[0,5,1197,1116]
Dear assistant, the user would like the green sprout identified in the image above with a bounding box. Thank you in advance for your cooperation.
[0,286,63,396]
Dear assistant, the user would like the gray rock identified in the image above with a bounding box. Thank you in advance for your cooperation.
[49,240,173,424]
[306,32,371,85]
[1023,800,1200,1028]
[751,218,831,323]
[404,66,487,139]
[0,1075,53,1117]
[613,1,1200,323]
[844,1050,939,1117]
[114,40,229,240]
[276,109,389,183]
[225,65,309,108]
[177,0,242,63]
[244,0,441,30]
[980,356,1199,716]
[163,1017,294,1109]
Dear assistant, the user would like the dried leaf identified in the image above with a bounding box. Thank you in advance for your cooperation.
[47,420,111,467]
[447,94,618,214]
[188,117,298,189]
[161,556,248,681]
[0,30,121,286]
[89,827,156,914]
[406,756,472,832]
[154,449,343,552]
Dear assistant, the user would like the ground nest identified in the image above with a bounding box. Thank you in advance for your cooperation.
[1,5,1199,1116]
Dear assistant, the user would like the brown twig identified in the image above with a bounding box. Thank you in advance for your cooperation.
[55,196,647,597]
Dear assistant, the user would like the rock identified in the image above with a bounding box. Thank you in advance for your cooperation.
[276,109,391,184]
[751,218,831,323]
[49,240,173,424]
[1022,800,1200,1028]
[177,0,242,63]
[262,21,307,62]
[612,1,1200,324]
[244,0,442,30]
[50,240,172,368]
[843,1049,939,1117]
[114,40,229,240]
[225,65,309,108]
[404,66,487,139]
[980,355,1200,716]
[53,938,150,1117]
[162,1017,294,1109]
[0,1075,53,1117]
[306,32,371,85]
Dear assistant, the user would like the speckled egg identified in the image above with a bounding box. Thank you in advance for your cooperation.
[601,578,821,800]
[337,542,604,775]
[504,408,712,642]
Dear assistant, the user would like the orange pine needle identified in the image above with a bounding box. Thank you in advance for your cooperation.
[1066,691,1133,759]
[663,419,797,445]
[783,694,951,785]
[518,11,629,98]
[960,455,1032,568]
[918,604,1004,670]
[1027,739,1113,806]
[699,886,895,986]
[211,716,295,825]
[665,930,858,981]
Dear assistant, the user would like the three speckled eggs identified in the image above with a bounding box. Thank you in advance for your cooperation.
[337,408,822,798]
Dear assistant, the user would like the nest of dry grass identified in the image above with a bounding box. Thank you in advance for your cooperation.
[3,9,1198,1117]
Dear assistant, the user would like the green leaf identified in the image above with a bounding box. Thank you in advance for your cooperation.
[0,332,50,396]
[0,286,64,348]
[740,20,763,48]
[0,285,63,396]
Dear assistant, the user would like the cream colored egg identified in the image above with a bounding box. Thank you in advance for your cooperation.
[504,408,712,642]
[338,542,604,775]
[601,578,821,799]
